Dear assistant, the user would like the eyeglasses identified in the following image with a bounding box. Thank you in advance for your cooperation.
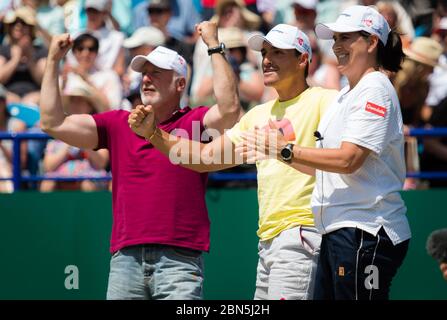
[74,46,97,53]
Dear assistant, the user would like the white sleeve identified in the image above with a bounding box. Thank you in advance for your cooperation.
[341,86,394,154]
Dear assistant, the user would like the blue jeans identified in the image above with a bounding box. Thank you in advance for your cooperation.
[106,244,204,300]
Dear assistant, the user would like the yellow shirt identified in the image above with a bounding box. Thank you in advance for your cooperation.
[227,87,338,241]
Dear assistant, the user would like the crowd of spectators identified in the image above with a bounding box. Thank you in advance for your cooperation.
[0,0,447,192]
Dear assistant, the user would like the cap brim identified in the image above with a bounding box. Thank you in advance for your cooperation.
[123,38,143,49]
[130,55,170,72]
[247,34,296,51]
[315,23,362,40]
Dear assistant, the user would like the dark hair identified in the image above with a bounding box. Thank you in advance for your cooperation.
[360,30,404,72]
[73,33,99,52]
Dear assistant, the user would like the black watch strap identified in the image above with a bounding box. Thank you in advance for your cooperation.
[208,43,225,56]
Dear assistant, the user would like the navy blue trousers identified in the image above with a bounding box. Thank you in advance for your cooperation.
[314,227,409,300]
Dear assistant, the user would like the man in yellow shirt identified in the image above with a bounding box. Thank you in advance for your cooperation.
[129,24,338,299]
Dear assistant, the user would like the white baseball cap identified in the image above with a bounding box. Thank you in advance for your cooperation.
[315,5,391,45]
[130,46,187,78]
[293,0,317,10]
[123,27,166,49]
[85,0,108,11]
[248,24,312,62]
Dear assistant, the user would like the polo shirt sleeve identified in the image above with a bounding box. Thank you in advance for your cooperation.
[91,112,111,150]
[225,112,251,146]
[341,86,393,154]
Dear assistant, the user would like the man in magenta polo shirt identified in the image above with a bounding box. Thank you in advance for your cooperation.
[39,21,240,299]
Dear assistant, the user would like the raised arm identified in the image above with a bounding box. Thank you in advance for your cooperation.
[128,105,240,173]
[40,34,99,149]
[198,22,241,133]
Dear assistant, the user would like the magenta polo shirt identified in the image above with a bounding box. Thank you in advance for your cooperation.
[92,107,210,253]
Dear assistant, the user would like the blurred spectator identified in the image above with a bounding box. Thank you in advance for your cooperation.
[24,0,65,47]
[138,0,194,65]
[63,32,122,110]
[0,6,47,106]
[40,76,109,192]
[306,32,341,90]
[376,1,414,48]
[393,37,443,189]
[399,0,435,37]
[291,0,317,33]
[193,27,264,111]
[80,0,126,77]
[209,0,261,31]
[426,17,447,111]
[394,37,443,128]
[192,0,261,105]
[122,26,165,109]
[132,0,201,43]
[0,84,27,193]
[421,95,447,188]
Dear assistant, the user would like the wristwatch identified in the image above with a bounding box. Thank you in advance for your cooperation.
[280,143,294,162]
[207,42,226,56]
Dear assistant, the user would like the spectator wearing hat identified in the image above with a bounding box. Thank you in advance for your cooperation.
[40,76,109,192]
[40,21,240,299]
[122,26,166,109]
[0,6,47,106]
[394,37,443,128]
[0,84,27,193]
[393,37,443,190]
[63,32,122,111]
[132,0,201,44]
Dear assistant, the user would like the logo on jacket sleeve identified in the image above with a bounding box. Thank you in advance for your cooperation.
[365,101,387,117]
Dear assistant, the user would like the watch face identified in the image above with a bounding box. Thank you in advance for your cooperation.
[281,148,292,160]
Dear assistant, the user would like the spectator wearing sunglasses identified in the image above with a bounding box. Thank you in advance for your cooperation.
[0,6,47,107]
[63,32,123,111]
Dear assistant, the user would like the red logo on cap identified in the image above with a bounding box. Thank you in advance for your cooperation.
[362,19,373,27]
[178,57,185,65]
[297,37,304,46]
[365,101,387,117]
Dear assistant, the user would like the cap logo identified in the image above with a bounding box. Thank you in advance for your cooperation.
[297,37,304,46]
[362,19,373,27]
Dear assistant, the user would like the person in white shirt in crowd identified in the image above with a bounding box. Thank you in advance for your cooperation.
[63,32,122,111]
[122,26,166,109]
[239,5,411,300]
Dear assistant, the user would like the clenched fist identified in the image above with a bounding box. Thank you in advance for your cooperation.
[196,21,219,48]
[48,33,73,62]
[128,105,156,140]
